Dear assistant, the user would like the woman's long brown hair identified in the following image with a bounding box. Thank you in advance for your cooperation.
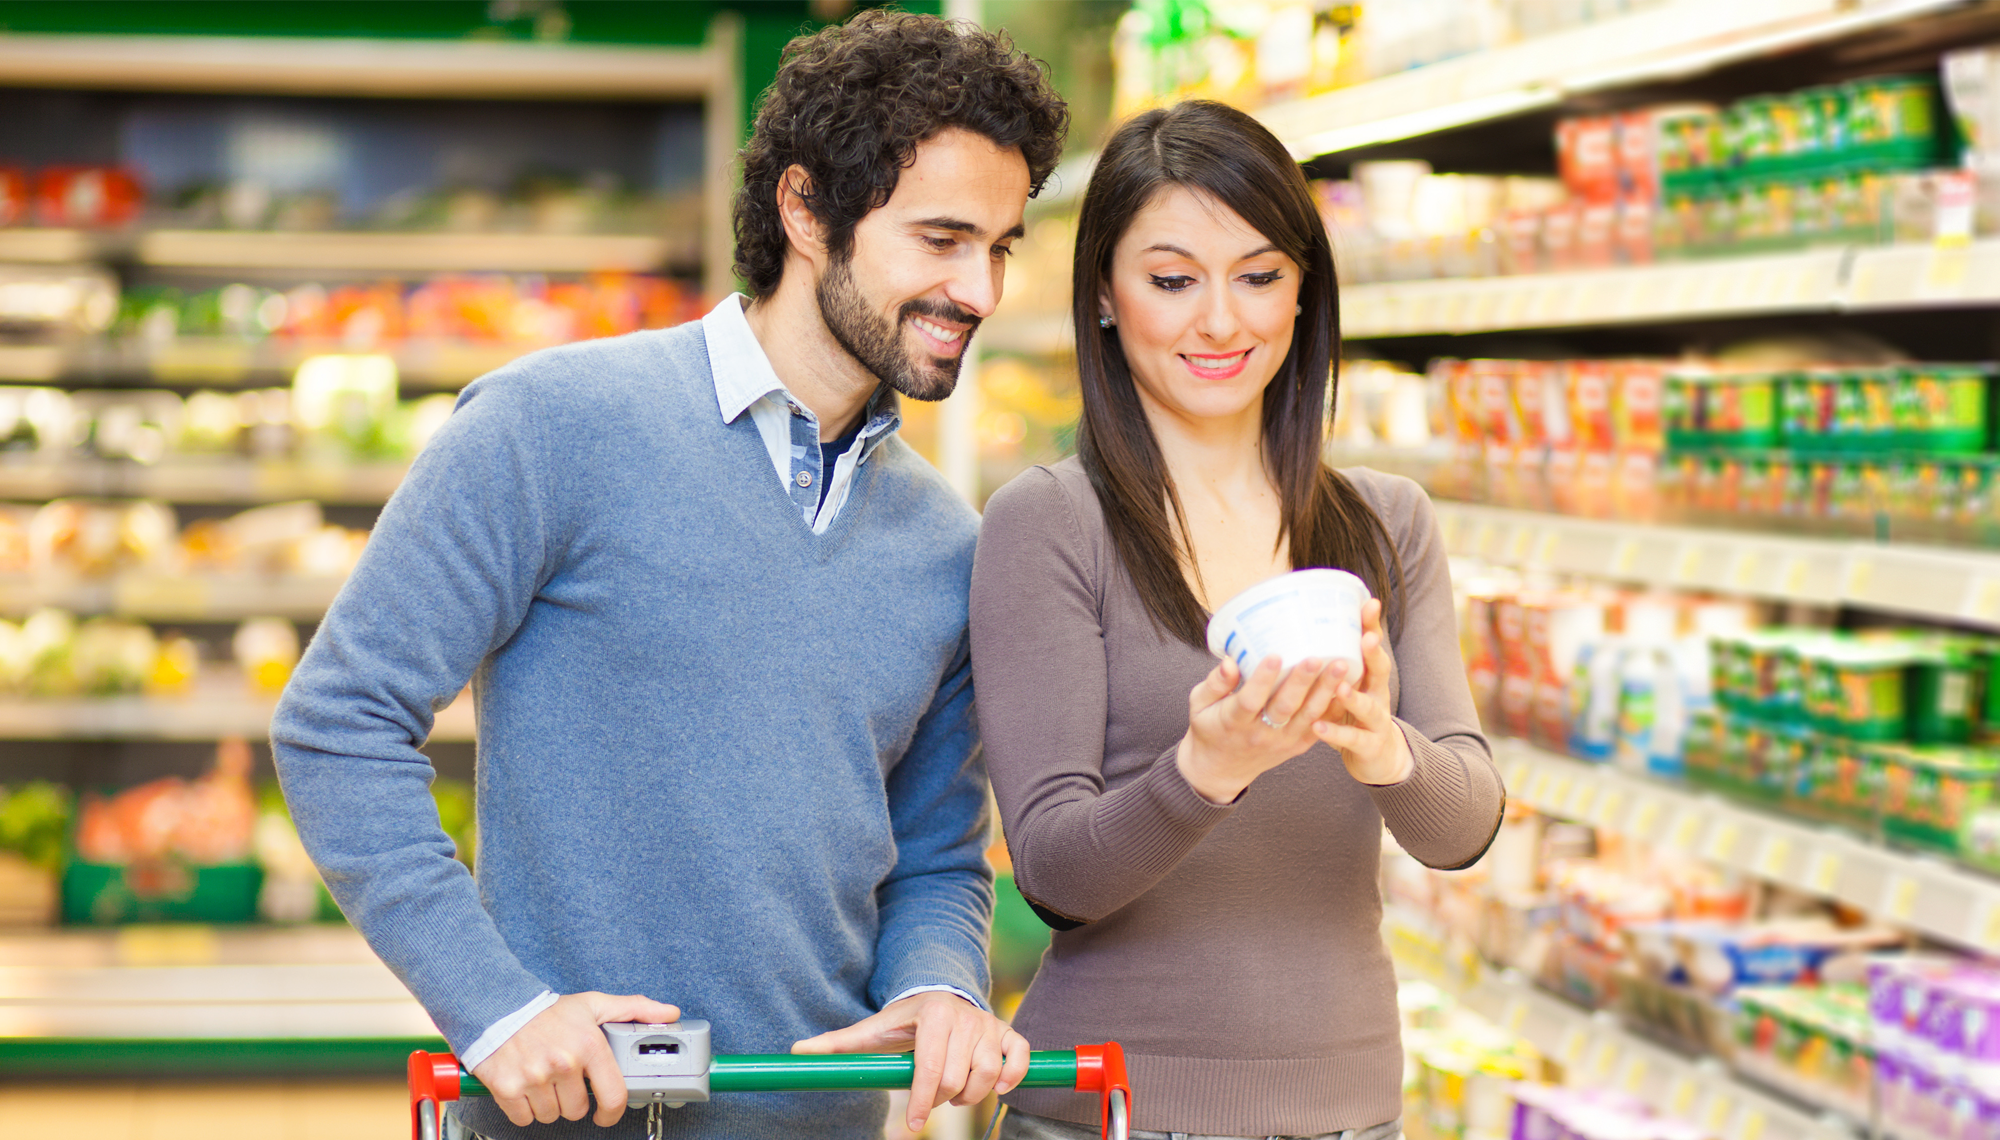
[1073,99,1402,647]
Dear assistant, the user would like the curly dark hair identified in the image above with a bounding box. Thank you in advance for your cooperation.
[733,9,1069,298]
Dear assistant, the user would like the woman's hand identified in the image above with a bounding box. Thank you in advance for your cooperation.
[1176,652,1344,804]
[1311,598,1414,785]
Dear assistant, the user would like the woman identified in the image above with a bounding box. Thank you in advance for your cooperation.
[970,100,1504,1140]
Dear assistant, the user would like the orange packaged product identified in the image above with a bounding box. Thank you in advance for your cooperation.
[1566,361,1617,450]
[0,168,26,226]
[1540,203,1580,271]
[1500,210,1543,275]
[1610,449,1661,521]
[1474,360,1523,445]
[34,167,143,227]
[1462,593,1502,729]
[1556,115,1619,203]
[1576,448,1617,519]
[1613,361,1666,452]
[1546,445,1581,516]
[1576,200,1617,269]
[1511,361,1560,449]
[1615,196,1654,264]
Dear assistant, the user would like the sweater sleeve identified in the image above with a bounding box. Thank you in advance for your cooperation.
[270,369,558,1055]
[869,634,996,1010]
[970,469,1235,926]
[1360,475,1505,869]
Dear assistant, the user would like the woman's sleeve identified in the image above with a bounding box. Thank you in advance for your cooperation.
[1364,477,1506,869]
[970,469,1235,926]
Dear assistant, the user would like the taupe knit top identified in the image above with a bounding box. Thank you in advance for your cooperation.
[969,458,1502,1136]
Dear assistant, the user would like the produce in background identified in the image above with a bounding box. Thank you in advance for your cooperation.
[0,782,68,926]
[65,739,262,924]
[234,617,300,696]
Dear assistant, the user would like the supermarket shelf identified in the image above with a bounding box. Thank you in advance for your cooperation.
[0,572,347,621]
[1847,237,2000,309]
[4,336,534,390]
[1260,0,1962,160]
[0,228,116,265]
[1340,248,1851,337]
[1494,739,2000,956]
[1418,952,1846,1140]
[0,459,407,504]
[1433,501,2000,630]
[0,33,719,100]
[0,681,474,742]
[136,229,680,274]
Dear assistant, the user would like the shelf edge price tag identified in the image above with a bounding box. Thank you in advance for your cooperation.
[1968,577,2000,624]
[1667,1076,1700,1118]
[1733,1107,1767,1140]
[1568,780,1598,819]
[1805,849,1843,895]
[1977,894,2000,954]
[1546,774,1573,814]
[1618,1055,1648,1095]
[1610,538,1640,577]
[1558,1025,1589,1067]
[1587,1038,1620,1081]
[1594,788,1626,829]
[1701,819,1742,863]
[1845,558,1876,599]
[1532,529,1560,566]
[1504,996,1530,1034]
[1666,808,1705,853]
[1752,835,1791,880]
[1701,1093,1735,1136]
[1627,798,1664,840]
[1882,873,1921,924]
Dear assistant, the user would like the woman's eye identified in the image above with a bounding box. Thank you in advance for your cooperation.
[1148,274,1194,293]
[1242,273,1283,287]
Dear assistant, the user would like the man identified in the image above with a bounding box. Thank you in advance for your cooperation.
[272,12,1067,1138]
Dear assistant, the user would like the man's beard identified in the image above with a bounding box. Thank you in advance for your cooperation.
[815,254,977,402]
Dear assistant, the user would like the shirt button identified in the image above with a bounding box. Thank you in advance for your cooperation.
[796,470,813,488]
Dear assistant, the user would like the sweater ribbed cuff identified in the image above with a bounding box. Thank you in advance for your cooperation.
[1368,719,1473,848]
[1094,747,1237,877]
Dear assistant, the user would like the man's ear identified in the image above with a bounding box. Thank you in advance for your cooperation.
[776,164,827,269]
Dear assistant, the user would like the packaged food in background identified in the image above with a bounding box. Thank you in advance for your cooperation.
[0,167,27,226]
[27,499,177,578]
[32,166,143,228]
[234,617,300,695]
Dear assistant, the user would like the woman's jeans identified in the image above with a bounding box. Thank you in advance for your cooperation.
[997,1108,1404,1140]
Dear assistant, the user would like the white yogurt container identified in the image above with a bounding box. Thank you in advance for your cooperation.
[1205,568,1370,676]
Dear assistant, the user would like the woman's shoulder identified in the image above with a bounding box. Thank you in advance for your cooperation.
[983,455,1102,530]
[1333,464,1439,550]
[977,456,1104,573]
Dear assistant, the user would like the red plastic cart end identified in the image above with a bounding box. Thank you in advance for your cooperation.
[1072,1042,1131,1140]
[409,1050,463,1140]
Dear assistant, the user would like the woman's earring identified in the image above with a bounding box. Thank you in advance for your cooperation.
[1099,315,1116,328]
[1296,304,1303,315]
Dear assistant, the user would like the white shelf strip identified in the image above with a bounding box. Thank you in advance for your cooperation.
[0,683,473,743]
[1259,0,1960,159]
[1386,907,1847,1140]
[1493,739,2000,956]
[1434,502,2000,631]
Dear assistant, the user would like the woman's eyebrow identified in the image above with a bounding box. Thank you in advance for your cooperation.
[1142,242,1281,260]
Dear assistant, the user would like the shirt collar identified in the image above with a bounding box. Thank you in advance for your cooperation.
[700,292,903,455]
[701,293,787,425]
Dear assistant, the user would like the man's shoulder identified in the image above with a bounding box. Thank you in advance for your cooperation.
[868,437,980,554]
[465,323,711,418]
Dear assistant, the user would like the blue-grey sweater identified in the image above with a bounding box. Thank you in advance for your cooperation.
[271,322,992,1139]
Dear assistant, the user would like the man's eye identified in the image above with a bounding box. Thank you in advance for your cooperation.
[991,245,1015,260]
[1148,275,1193,293]
[923,236,956,251]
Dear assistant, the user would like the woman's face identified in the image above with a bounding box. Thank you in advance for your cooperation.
[1101,185,1303,427]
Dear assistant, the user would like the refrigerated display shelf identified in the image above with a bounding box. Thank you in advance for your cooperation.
[0,571,347,621]
[0,1034,443,1077]
[1340,248,1852,338]
[1259,0,1963,161]
[0,31,722,100]
[1385,906,1849,1140]
[1493,739,2000,956]
[0,459,407,504]
[0,681,474,742]
[1433,501,2000,631]
[0,227,693,274]
[1,336,531,390]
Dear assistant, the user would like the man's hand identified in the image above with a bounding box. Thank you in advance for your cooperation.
[791,991,1029,1134]
[470,991,681,1128]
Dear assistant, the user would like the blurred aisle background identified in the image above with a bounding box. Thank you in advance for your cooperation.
[7,2,2000,1139]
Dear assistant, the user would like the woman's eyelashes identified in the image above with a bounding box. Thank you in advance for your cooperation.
[1144,271,1287,293]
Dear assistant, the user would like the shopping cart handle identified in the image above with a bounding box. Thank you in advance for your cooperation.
[409,1024,1130,1140]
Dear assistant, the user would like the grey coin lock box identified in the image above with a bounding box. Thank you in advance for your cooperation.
[603,1019,712,1107]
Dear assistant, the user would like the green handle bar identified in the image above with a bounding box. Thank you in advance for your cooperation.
[456,1050,1081,1097]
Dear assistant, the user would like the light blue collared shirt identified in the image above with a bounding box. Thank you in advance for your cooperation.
[701,293,902,534]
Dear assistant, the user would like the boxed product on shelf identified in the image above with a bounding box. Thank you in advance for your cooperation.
[1869,957,2000,1140]
[1730,982,1876,1119]
[1508,1084,1703,1140]
[65,738,261,924]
